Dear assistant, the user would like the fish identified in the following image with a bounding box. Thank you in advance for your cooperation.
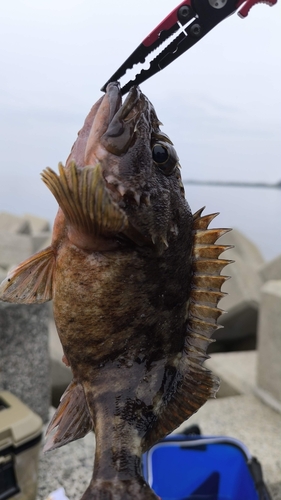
[0,82,231,500]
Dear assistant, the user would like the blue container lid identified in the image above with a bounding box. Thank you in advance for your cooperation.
[142,436,259,500]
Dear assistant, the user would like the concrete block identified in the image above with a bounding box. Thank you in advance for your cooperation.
[257,280,281,405]
[219,228,264,269]
[0,301,50,422]
[23,213,50,234]
[0,212,31,234]
[210,229,264,349]
[0,231,34,269]
[215,298,259,345]
[32,232,52,253]
[205,351,257,397]
[218,229,264,311]
[259,254,281,282]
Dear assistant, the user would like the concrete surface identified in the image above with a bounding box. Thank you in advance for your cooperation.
[0,212,31,234]
[259,255,281,282]
[211,229,264,350]
[0,231,34,269]
[23,213,51,233]
[0,211,52,267]
[206,350,281,414]
[257,280,281,405]
[205,350,257,397]
[0,301,51,422]
[218,230,264,314]
[219,228,265,270]
[32,232,52,253]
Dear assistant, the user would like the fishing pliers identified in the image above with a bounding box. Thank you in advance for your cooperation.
[101,0,277,95]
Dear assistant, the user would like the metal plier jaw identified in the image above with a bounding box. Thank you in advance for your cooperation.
[101,0,277,95]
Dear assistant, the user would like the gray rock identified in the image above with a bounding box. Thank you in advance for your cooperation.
[259,254,281,282]
[257,280,281,405]
[0,231,34,269]
[205,351,257,397]
[0,212,31,234]
[211,229,264,349]
[23,213,50,234]
[218,229,264,312]
[0,301,50,422]
[218,228,264,269]
[32,232,52,253]
[216,298,259,343]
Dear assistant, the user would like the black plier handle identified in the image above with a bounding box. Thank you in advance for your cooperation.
[101,0,277,95]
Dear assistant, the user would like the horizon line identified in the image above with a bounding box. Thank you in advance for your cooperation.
[182,180,281,189]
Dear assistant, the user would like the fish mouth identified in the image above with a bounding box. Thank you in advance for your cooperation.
[61,83,160,249]
[49,84,162,250]
[96,83,154,247]
[99,84,172,250]
[101,82,147,156]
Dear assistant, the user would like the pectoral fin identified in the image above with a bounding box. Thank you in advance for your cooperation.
[41,162,128,238]
[0,246,55,303]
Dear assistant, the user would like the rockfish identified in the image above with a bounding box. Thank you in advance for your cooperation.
[0,83,230,500]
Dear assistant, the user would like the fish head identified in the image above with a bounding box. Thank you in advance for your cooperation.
[64,82,191,251]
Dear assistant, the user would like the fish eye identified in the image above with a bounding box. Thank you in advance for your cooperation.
[152,142,178,176]
[152,144,169,164]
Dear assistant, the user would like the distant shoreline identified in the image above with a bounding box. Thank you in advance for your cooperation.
[183,180,281,189]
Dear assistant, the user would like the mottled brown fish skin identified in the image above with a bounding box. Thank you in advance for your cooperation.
[50,99,192,497]
[0,83,231,500]
[53,221,191,494]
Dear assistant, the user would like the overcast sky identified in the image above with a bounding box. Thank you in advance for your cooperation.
[0,0,280,222]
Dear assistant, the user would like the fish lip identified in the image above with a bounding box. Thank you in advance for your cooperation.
[103,84,146,141]
[116,85,143,121]
[105,82,143,119]
[105,82,122,123]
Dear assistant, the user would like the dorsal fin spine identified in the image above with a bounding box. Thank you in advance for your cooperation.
[186,209,231,351]
[193,212,220,229]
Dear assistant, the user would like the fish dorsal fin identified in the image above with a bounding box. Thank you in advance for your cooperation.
[44,380,93,452]
[41,162,127,241]
[0,247,55,303]
[144,209,232,449]
[185,210,232,358]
